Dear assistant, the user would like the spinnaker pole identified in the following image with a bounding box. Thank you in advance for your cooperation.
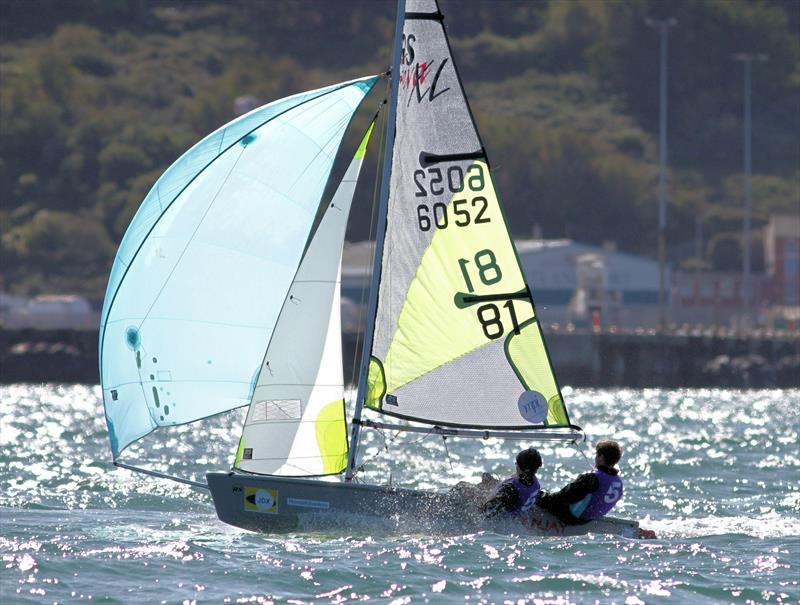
[345,0,406,481]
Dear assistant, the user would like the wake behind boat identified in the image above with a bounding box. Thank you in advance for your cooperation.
[99,0,650,539]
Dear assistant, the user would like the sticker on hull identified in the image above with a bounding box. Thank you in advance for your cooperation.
[244,487,278,514]
[287,497,330,510]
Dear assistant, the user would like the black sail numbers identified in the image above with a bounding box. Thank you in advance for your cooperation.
[413,163,490,232]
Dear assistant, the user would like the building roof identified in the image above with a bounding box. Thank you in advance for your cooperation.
[342,239,662,291]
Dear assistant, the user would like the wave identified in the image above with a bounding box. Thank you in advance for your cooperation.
[643,513,800,539]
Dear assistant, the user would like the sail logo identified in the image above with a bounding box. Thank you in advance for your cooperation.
[244,487,278,514]
[400,59,451,105]
[401,33,416,66]
[517,391,548,424]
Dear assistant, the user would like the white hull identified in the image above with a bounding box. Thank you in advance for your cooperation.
[207,471,642,538]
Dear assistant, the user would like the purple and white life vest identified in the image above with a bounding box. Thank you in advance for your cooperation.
[502,475,541,513]
[579,469,623,520]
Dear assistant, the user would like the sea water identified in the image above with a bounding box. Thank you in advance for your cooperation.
[1,385,798,604]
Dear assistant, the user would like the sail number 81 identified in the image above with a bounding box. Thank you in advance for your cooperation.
[477,301,520,339]
[459,249,521,340]
[458,249,501,293]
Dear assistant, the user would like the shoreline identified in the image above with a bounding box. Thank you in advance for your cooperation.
[2,328,798,388]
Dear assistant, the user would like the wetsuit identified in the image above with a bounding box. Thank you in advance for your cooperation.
[481,475,540,518]
[536,465,623,525]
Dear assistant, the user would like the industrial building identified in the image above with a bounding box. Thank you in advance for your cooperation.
[341,239,663,331]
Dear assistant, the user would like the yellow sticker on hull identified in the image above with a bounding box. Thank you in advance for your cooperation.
[244,487,278,514]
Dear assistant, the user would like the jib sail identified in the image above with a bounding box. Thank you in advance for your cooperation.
[235,122,377,476]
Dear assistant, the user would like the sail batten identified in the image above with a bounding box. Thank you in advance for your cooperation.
[358,418,581,441]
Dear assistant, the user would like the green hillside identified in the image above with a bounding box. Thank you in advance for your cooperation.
[1,0,797,297]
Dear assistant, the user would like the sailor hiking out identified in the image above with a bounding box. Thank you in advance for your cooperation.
[536,440,624,525]
[481,447,542,518]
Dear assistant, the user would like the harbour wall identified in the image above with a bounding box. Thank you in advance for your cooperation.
[1,329,798,388]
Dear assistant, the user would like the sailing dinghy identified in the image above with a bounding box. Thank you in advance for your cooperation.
[100,0,645,538]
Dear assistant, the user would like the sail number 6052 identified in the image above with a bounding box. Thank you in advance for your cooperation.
[417,198,489,231]
[414,164,484,197]
[414,164,490,232]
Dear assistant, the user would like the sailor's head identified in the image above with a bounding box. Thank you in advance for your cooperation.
[595,440,622,467]
[516,447,542,478]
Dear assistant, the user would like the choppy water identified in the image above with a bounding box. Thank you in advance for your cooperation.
[1,385,798,604]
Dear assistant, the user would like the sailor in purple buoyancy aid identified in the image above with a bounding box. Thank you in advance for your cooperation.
[536,440,624,525]
[481,447,542,518]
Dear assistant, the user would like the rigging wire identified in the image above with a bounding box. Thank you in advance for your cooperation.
[350,419,439,483]
[571,436,594,471]
[347,83,389,390]
[441,435,455,472]
[346,77,391,480]
[349,422,396,483]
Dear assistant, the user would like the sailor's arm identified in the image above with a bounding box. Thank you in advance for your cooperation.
[480,483,516,517]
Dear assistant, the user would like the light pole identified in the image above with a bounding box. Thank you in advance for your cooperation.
[733,53,767,328]
[645,17,677,331]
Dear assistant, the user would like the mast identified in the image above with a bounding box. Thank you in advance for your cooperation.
[345,0,406,481]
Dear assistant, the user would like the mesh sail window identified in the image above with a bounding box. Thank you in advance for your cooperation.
[100,76,378,458]
[366,0,570,429]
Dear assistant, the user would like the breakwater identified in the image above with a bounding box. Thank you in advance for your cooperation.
[1,328,798,387]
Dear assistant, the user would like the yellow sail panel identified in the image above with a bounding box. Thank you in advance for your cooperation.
[504,319,569,425]
[365,357,386,410]
[315,400,349,475]
[383,161,534,393]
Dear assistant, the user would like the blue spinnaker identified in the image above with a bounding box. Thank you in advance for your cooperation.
[100,76,378,458]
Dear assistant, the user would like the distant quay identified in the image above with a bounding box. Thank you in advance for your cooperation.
[542,326,799,388]
[1,329,99,384]
[1,328,798,388]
